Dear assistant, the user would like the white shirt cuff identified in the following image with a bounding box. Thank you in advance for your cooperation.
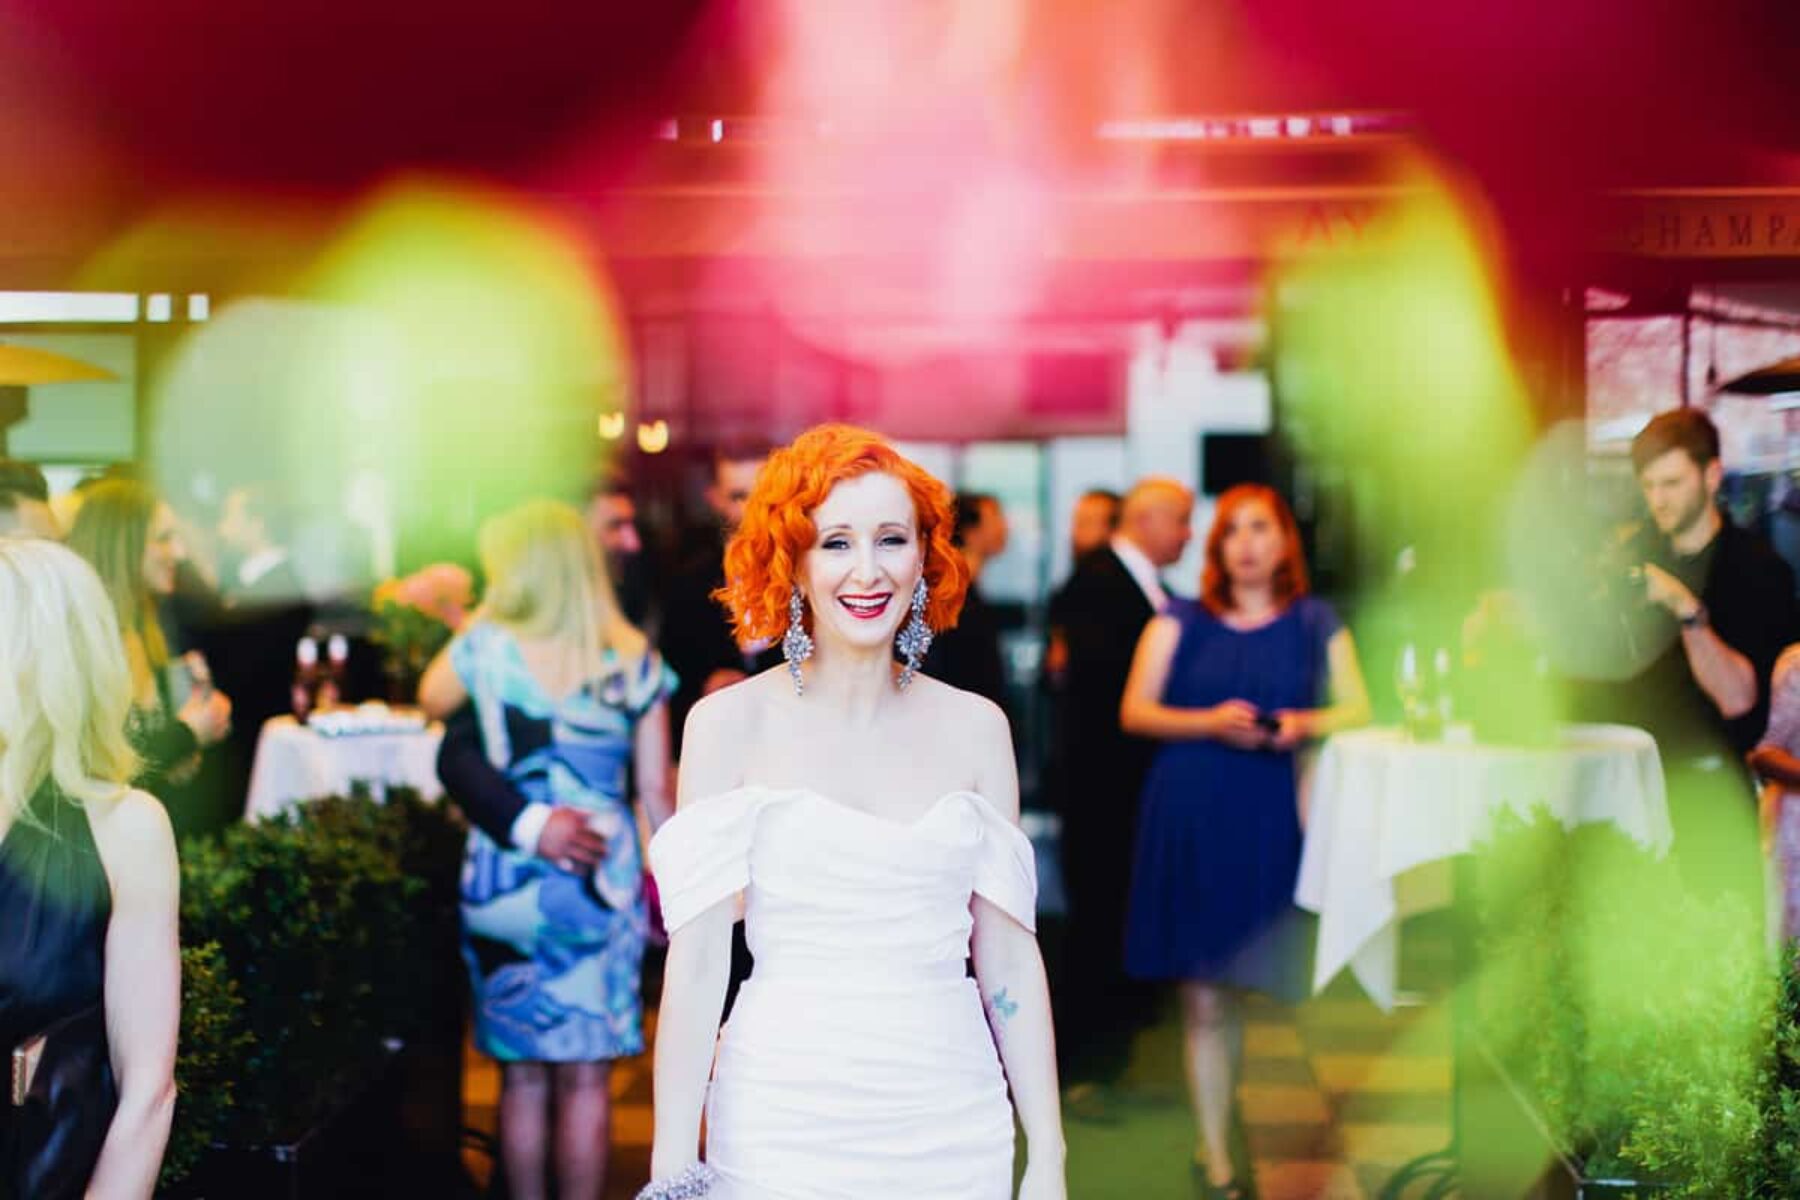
[510,803,554,855]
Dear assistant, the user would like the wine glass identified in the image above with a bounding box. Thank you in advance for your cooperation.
[1395,642,1425,738]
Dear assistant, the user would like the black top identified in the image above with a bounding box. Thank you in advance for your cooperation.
[922,583,1008,708]
[0,781,116,1200]
[1581,518,1798,762]
[127,671,209,843]
[658,534,781,760]
[205,558,315,784]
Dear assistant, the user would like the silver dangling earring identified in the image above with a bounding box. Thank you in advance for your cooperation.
[782,584,814,695]
[895,576,933,691]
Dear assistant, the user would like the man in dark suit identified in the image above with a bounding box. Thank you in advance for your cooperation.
[1044,488,1122,686]
[1051,476,1194,1098]
[923,492,1011,707]
[660,443,782,761]
[207,485,315,817]
[585,468,655,629]
[656,443,782,1020]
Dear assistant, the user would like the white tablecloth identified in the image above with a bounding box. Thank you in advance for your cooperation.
[1294,723,1670,1010]
[244,715,445,822]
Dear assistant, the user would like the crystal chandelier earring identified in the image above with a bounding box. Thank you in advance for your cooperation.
[782,584,814,695]
[895,575,933,691]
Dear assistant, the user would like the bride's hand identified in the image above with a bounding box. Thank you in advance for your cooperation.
[1018,1155,1067,1200]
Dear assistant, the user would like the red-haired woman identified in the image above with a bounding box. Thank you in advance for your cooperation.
[643,425,1066,1200]
[1120,485,1369,1199]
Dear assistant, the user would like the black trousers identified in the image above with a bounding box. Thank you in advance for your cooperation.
[1055,780,1153,1084]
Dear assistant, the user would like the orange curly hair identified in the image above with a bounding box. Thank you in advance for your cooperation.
[1200,484,1310,616]
[716,424,969,645]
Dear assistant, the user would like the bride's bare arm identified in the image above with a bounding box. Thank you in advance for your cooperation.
[965,700,1067,1193]
[648,698,739,1180]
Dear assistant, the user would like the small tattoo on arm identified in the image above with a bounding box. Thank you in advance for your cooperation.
[986,987,1019,1046]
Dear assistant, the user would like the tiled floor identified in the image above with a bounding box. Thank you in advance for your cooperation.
[1059,981,1454,1199]
[461,920,1457,1199]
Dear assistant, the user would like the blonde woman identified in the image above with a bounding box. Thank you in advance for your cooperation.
[0,539,180,1199]
[65,481,233,838]
[420,499,674,1200]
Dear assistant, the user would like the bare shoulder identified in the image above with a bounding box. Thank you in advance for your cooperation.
[683,670,769,745]
[678,673,774,809]
[1140,612,1183,647]
[912,678,1018,817]
[943,678,1011,740]
[86,788,178,894]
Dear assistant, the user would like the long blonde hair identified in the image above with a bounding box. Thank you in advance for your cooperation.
[0,539,140,828]
[477,499,647,690]
[63,479,170,691]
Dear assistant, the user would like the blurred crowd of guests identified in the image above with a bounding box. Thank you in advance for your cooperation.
[0,465,315,842]
[12,396,1800,1197]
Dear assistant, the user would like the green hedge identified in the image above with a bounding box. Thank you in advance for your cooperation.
[162,941,250,1185]
[1475,809,1800,1195]
[161,790,464,1189]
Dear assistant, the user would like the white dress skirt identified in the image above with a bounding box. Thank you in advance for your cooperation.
[649,787,1039,1200]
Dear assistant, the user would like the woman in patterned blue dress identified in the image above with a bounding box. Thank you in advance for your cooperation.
[1120,486,1369,1199]
[420,499,674,1200]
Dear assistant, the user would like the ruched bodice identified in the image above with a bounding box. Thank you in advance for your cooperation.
[651,787,1036,974]
[648,787,1039,1200]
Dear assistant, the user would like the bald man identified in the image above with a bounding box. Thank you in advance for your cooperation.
[1050,476,1194,1098]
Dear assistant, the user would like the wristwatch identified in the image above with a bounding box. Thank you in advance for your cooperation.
[1678,603,1708,629]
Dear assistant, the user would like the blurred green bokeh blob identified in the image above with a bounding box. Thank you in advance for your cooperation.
[149,178,628,577]
[303,179,629,570]
[1272,164,1555,735]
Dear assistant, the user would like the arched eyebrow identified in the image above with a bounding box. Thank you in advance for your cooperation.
[814,520,915,536]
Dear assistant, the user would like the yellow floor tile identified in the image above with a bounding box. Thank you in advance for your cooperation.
[1337,1121,1453,1166]
[1310,1053,1451,1095]
[1244,1022,1306,1058]
[1238,1083,1333,1126]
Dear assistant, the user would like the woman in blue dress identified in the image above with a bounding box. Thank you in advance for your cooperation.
[1120,485,1369,1199]
[420,499,674,1200]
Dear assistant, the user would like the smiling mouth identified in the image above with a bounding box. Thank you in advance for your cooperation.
[838,593,892,619]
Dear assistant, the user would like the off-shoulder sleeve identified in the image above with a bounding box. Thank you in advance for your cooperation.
[647,788,765,934]
[966,793,1039,932]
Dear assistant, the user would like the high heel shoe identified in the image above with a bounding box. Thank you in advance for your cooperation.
[1189,1160,1252,1200]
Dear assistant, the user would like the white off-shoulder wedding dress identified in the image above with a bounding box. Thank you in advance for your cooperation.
[648,786,1039,1200]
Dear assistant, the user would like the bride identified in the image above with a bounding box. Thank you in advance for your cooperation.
[643,425,1065,1200]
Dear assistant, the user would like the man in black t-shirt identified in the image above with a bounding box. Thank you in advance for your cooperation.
[1617,410,1795,760]
[1592,409,1797,897]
